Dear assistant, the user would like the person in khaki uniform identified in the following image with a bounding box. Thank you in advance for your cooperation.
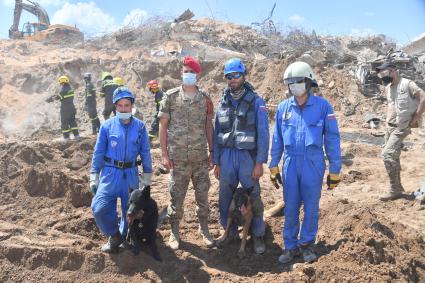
[376,62,425,201]
[158,56,215,250]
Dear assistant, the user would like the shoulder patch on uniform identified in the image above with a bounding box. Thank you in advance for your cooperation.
[259,105,268,112]
[327,113,336,120]
[165,87,180,95]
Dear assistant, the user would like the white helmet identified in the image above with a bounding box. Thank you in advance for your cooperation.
[283,61,318,87]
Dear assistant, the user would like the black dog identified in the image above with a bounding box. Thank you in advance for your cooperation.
[126,186,161,261]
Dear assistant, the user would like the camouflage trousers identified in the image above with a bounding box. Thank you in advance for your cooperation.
[167,159,210,223]
[382,126,411,194]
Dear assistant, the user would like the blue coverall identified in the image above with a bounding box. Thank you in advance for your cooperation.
[213,90,270,237]
[91,116,152,237]
[269,93,341,249]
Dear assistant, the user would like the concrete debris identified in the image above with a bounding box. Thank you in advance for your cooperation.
[174,9,195,23]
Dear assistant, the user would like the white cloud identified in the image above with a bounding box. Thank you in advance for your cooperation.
[363,11,375,17]
[288,14,305,22]
[123,8,148,27]
[350,28,375,37]
[51,1,117,35]
[2,0,14,6]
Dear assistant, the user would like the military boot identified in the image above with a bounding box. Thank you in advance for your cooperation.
[198,218,214,248]
[381,162,405,201]
[168,221,180,250]
[101,232,122,253]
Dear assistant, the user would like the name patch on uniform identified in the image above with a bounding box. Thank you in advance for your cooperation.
[327,114,336,120]
[111,140,118,148]
[259,105,268,112]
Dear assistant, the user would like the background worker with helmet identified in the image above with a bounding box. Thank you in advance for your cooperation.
[90,86,153,253]
[100,71,119,120]
[146,79,164,138]
[47,75,79,140]
[269,61,341,264]
[83,73,100,135]
[213,58,269,255]
[113,77,124,86]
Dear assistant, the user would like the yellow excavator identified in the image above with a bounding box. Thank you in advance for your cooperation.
[8,0,83,43]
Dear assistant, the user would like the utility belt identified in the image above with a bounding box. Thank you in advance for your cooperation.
[104,156,141,169]
[284,148,324,157]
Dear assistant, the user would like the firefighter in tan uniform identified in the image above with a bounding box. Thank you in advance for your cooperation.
[376,62,425,201]
[158,56,214,250]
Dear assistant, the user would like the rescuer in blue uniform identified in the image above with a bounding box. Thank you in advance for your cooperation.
[90,86,153,253]
[269,61,341,264]
[213,58,269,254]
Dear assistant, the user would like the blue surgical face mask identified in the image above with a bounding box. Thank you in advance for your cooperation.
[116,111,132,120]
[182,72,197,86]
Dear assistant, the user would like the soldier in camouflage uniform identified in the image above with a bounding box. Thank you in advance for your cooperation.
[158,56,214,250]
[376,62,425,201]
[83,73,100,134]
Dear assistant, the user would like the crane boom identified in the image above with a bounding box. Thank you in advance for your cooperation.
[9,0,51,39]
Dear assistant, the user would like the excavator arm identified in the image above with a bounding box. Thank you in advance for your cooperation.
[9,0,50,39]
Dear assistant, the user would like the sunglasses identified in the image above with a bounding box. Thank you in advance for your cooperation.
[283,77,305,85]
[225,72,243,80]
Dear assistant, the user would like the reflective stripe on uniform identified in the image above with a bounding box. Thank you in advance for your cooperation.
[218,116,229,123]
[59,90,75,100]
[235,135,255,143]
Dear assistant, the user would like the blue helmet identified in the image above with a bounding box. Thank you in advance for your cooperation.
[113,86,135,104]
[224,58,246,75]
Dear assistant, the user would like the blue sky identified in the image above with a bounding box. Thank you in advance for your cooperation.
[1,0,424,45]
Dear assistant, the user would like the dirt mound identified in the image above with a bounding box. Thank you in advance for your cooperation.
[313,200,425,281]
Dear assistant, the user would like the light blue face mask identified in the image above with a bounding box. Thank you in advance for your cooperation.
[182,72,197,86]
[116,111,132,120]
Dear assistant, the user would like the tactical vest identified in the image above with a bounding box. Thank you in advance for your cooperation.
[216,88,257,150]
[386,78,420,129]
